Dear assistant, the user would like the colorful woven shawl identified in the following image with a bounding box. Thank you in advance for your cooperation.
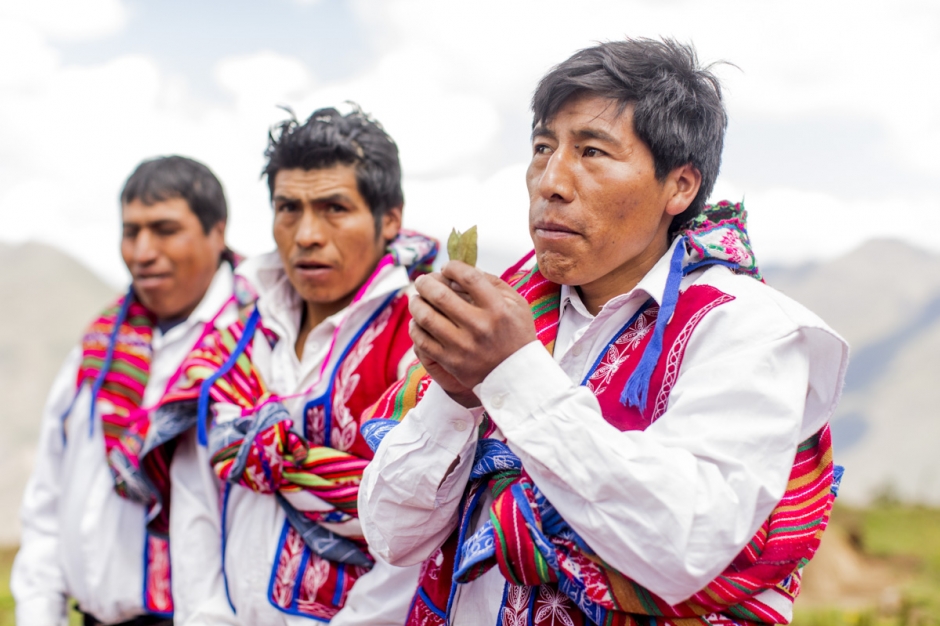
[150,231,438,567]
[77,292,158,502]
[361,202,840,625]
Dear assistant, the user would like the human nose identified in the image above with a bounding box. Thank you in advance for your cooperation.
[295,208,328,249]
[537,149,575,203]
[131,229,159,266]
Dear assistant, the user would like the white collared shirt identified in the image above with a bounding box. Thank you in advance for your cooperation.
[168,251,421,626]
[12,263,235,626]
[359,240,849,624]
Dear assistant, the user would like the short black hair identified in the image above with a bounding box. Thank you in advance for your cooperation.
[121,155,228,234]
[532,38,727,230]
[262,104,403,227]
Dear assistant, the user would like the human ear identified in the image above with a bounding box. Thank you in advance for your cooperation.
[209,220,227,253]
[380,206,403,242]
[664,164,703,217]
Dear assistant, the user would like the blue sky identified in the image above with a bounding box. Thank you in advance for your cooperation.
[1,0,938,285]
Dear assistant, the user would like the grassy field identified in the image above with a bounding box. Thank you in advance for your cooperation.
[2,505,939,625]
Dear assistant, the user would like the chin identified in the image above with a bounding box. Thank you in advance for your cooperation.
[536,249,583,285]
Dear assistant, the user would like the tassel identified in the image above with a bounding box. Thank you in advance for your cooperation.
[621,239,687,411]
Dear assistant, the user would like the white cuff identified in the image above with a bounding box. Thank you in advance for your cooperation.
[403,382,483,456]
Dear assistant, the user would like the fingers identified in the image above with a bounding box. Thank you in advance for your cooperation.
[414,272,478,325]
[408,317,448,365]
[440,261,502,310]
[409,291,461,343]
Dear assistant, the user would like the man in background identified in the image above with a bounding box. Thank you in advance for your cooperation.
[13,156,235,626]
[158,106,431,624]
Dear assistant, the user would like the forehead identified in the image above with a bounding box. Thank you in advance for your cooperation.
[273,165,365,202]
[121,196,194,223]
[536,94,634,138]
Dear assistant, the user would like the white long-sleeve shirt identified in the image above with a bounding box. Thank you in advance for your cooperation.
[168,251,421,626]
[359,241,849,624]
[12,264,235,626]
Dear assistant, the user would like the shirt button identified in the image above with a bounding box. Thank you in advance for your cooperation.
[452,420,468,432]
[572,344,583,357]
[491,393,506,409]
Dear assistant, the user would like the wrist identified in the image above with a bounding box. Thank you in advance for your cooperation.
[445,389,481,408]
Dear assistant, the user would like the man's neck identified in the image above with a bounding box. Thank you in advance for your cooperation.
[575,236,672,316]
[294,294,354,360]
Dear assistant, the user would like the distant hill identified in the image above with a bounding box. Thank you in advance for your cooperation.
[763,239,940,505]
[0,242,117,544]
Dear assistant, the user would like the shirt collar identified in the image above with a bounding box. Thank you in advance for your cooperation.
[236,250,410,343]
[558,236,684,316]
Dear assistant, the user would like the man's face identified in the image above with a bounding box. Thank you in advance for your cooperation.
[526,94,691,288]
[272,166,402,310]
[121,197,225,321]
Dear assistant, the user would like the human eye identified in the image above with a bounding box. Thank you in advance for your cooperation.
[583,146,605,157]
[275,201,298,213]
[155,222,181,237]
[325,203,349,214]
[533,143,552,156]
[122,225,138,239]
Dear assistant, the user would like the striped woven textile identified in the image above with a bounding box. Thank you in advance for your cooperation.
[77,295,157,500]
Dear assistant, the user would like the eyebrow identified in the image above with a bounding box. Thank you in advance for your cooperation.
[571,127,620,145]
[531,126,556,142]
[530,125,620,147]
[122,218,180,229]
[272,193,354,205]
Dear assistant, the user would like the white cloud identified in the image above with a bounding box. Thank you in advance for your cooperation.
[216,51,312,112]
[2,0,940,286]
[0,0,126,41]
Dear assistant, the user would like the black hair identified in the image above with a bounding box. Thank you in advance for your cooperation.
[262,104,403,228]
[532,38,727,230]
[120,155,228,234]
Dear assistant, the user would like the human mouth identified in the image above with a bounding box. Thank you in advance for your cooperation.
[294,259,335,279]
[134,273,172,290]
[533,220,580,240]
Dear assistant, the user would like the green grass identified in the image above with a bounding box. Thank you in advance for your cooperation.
[0,546,81,626]
[793,504,940,626]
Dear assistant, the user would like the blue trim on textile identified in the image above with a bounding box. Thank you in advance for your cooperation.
[88,287,134,437]
[496,581,510,626]
[140,528,174,618]
[266,520,336,620]
[417,587,447,620]
[290,545,311,610]
[580,300,652,387]
[302,291,398,444]
[446,485,488,619]
[197,306,260,446]
[332,563,346,606]
[221,483,236,613]
[140,523,150,614]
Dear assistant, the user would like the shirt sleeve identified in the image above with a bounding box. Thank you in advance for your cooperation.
[11,348,81,626]
[169,428,240,625]
[359,383,481,567]
[475,326,835,606]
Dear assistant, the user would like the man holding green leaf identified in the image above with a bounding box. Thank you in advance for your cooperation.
[359,38,848,626]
